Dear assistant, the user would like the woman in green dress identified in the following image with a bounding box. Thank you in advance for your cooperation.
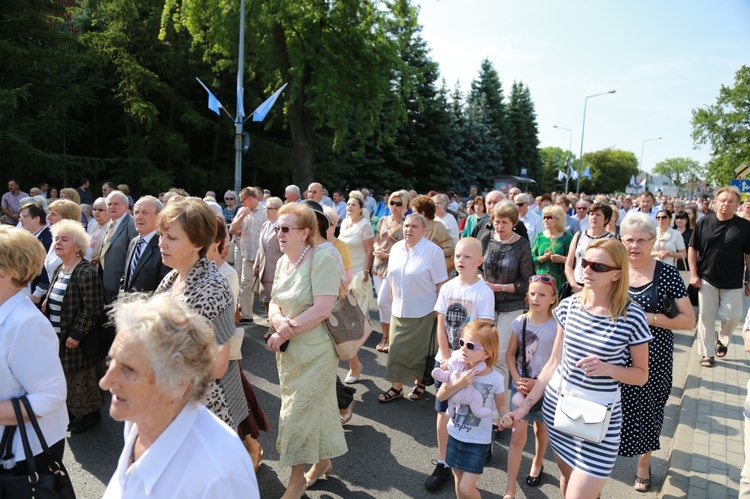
[531,205,572,296]
[266,203,347,499]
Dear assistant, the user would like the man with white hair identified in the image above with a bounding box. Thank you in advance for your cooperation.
[515,193,544,242]
[121,196,170,294]
[99,190,137,303]
[284,184,301,204]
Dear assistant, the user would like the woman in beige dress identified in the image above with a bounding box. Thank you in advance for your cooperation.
[267,203,347,499]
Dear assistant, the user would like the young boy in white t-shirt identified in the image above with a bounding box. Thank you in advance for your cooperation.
[424,237,495,492]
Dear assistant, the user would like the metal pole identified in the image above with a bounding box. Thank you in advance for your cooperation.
[554,125,572,193]
[638,136,662,194]
[577,90,616,193]
[234,0,246,194]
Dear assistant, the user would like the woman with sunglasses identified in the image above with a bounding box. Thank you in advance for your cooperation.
[509,238,652,498]
[461,195,487,238]
[266,202,347,498]
[564,202,615,294]
[618,213,694,492]
[652,209,685,268]
[372,190,410,353]
[531,205,573,296]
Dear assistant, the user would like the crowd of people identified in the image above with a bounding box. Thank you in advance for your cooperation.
[3,176,750,498]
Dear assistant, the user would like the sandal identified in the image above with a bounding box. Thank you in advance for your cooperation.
[634,467,651,492]
[716,340,728,358]
[381,342,389,353]
[526,464,544,486]
[408,383,426,401]
[378,387,403,403]
[700,356,715,368]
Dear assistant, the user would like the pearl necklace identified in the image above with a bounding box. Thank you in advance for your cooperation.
[288,245,311,271]
[497,232,515,244]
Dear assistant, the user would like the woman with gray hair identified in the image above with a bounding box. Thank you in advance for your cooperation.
[101,295,259,498]
[433,193,459,244]
[42,219,106,433]
[87,197,109,263]
[223,190,239,224]
[379,213,448,402]
[618,212,695,491]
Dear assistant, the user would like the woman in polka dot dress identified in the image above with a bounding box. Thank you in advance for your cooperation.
[618,213,695,492]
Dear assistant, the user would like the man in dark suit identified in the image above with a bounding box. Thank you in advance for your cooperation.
[99,190,137,303]
[120,195,170,295]
[19,202,52,304]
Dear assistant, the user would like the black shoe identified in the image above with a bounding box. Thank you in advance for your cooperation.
[239,317,254,325]
[424,460,452,492]
[69,411,101,434]
[485,442,493,464]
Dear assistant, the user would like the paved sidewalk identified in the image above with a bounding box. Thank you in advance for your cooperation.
[661,326,748,498]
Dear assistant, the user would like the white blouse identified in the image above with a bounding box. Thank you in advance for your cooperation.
[387,237,448,318]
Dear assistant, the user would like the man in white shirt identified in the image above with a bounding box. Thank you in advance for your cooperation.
[574,199,590,232]
[307,182,333,207]
[635,191,658,220]
[515,193,544,242]
[618,196,633,226]
[362,188,377,217]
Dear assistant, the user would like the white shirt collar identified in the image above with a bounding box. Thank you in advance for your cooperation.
[139,230,157,244]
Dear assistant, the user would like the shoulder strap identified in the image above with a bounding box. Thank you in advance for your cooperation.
[521,317,529,378]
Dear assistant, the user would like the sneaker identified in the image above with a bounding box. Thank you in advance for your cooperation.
[425,460,452,492]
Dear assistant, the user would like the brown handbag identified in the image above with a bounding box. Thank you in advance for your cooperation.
[324,282,373,361]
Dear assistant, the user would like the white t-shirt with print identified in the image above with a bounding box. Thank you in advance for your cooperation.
[434,278,495,362]
[447,369,505,445]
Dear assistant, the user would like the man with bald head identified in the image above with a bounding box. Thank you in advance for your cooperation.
[307,182,333,207]
[121,196,170,294]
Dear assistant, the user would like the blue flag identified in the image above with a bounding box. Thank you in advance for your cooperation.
[196,78,222,116]
[582,166,592,180]
[630,175,636,186]
[558,171,567,182]
[252,83,288,122]
[571,169,579,180]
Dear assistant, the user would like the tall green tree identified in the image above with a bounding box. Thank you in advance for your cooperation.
[580,148,638,194]
[506,81,540,182]
[652,157,704,197]
[467,58,507,174]
[692,65,750,185]
[164,0,400,187]
[538,147,576,194]
[0,0,102,187]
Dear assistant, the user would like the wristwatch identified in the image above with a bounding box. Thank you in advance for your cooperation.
[501,284,507,292]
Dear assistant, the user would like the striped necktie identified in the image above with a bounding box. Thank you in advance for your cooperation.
[99,220,117,267]
[128,237,147,287]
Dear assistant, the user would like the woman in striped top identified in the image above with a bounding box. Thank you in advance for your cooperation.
[508,238,652,498]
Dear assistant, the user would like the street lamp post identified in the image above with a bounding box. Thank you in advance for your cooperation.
[577,90,616,193]
[553,125,573,193]
[638,136,662,194]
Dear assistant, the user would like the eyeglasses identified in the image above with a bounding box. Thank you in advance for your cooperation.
[459,338,484,351]
[542,215,556,220]
[655,215,669,220]
[389,200,403,207]
[225,197,235,201]
[576,206,588,210]
[581,259,620,273]
[516,202,527,207]
[273,226,304,234]
[621,237,655,247]
[265,207,278,211]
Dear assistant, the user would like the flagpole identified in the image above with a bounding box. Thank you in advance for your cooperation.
[553,125,572,193]
[234,0,247,194]
[577,90,616,193]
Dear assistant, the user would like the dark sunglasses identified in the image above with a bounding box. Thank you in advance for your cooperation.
[389,200,403,207]
[655,215,669,220]
[225,197,235,201]
[273,226,304,234]
[529,274,557,287]
[542,215,556,220]
[576,206,588,210]
[459,338,484,351]
[581,259,620,273]
[516,202,527,207]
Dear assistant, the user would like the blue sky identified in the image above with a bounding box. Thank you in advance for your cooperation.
[415,0,750,173]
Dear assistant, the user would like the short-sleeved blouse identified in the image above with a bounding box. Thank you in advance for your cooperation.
[654,226,686,267]
[388,237,449,318]
[338,217,374,273]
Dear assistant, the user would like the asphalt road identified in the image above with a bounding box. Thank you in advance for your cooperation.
[64,307,694,498]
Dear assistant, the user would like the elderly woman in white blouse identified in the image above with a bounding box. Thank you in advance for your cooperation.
[101,295,259,498]
[379,214,448,403]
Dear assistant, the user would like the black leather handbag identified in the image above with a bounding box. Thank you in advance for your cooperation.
[0,396,76,499]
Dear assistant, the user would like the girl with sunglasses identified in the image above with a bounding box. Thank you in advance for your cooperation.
[437,321,513,498]
[504,274,559,497]
[372,190,410,353]
[509,239,652,499]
